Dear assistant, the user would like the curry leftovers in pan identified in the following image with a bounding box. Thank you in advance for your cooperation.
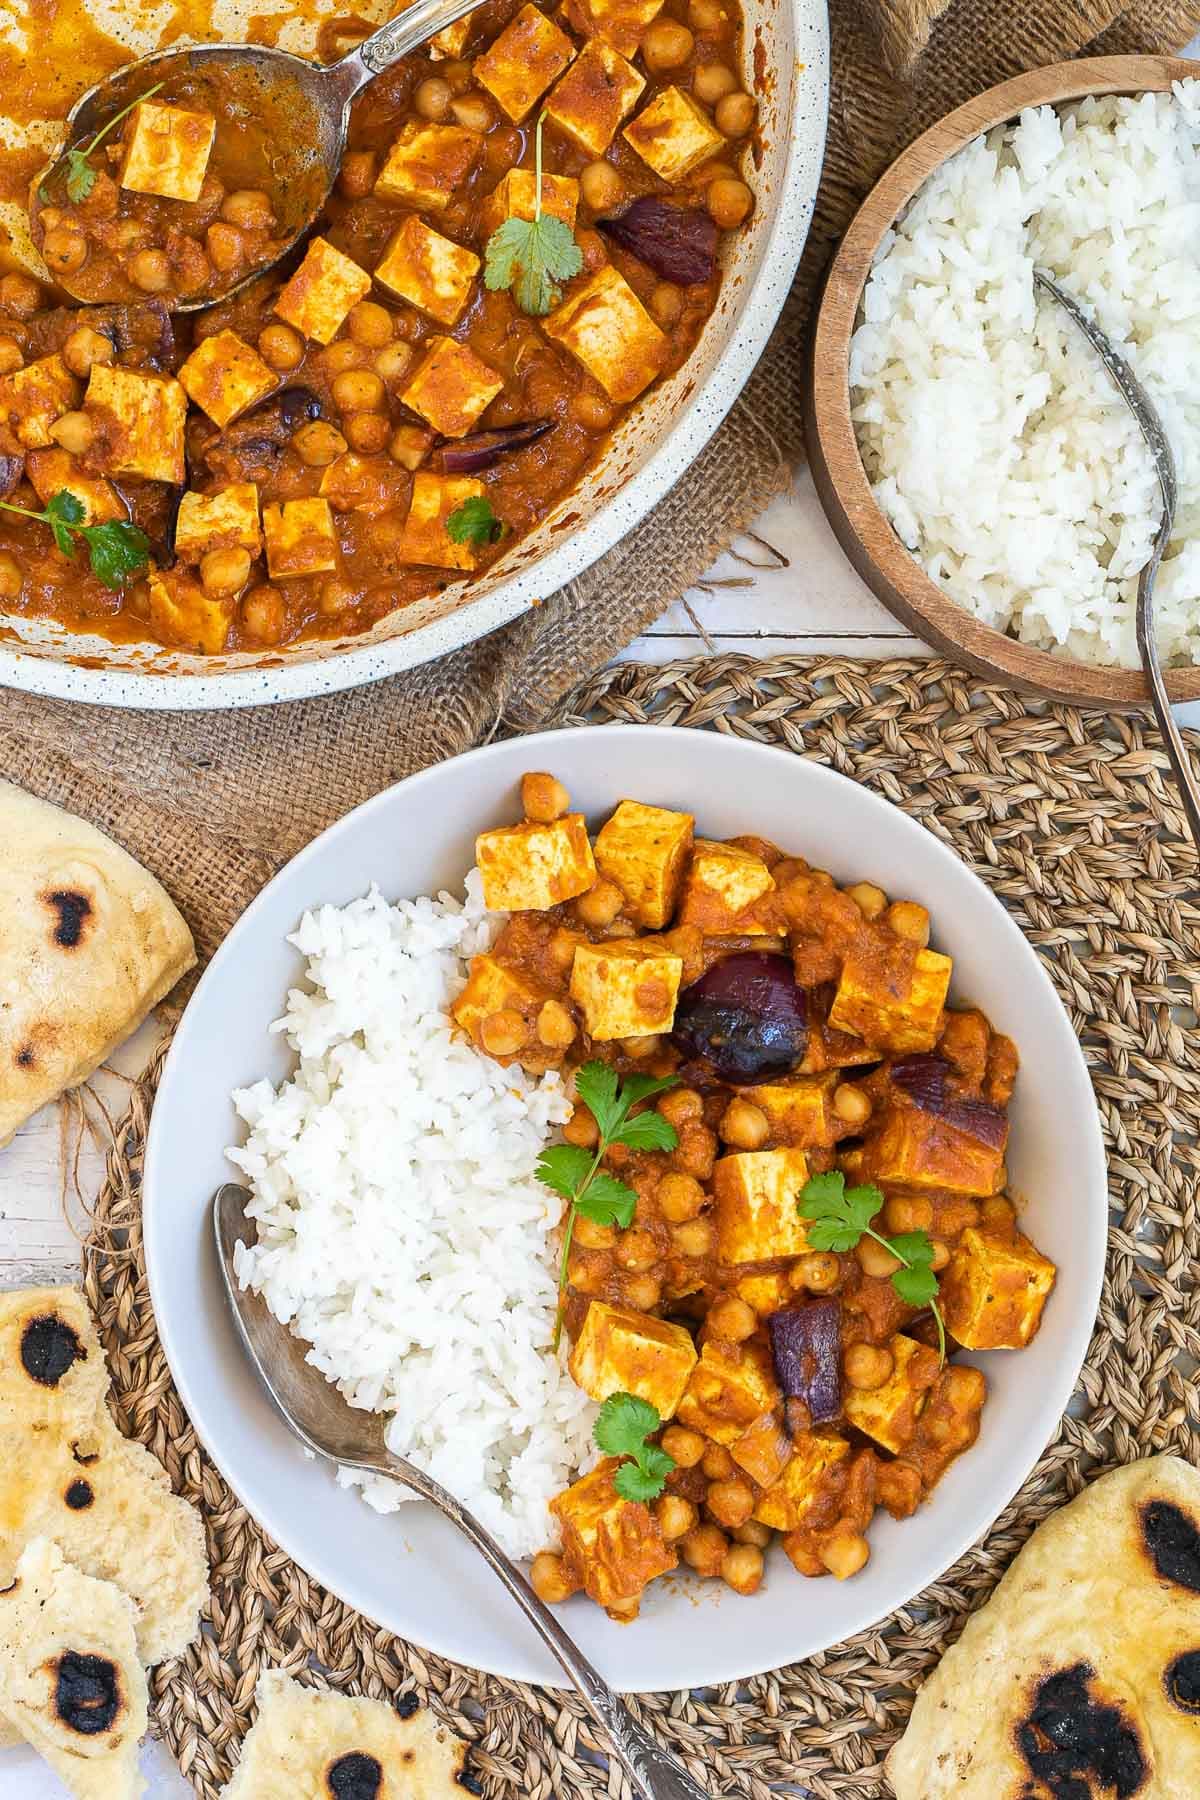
[0,0,758,654]
[454,774,1057,1619]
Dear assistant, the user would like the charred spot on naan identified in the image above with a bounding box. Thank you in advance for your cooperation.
[1013,1663,1147,1799]
[1140,1498,1200,1593]
[327,1751,383,1799]
[64,1479,94,1510]
[15,1044,34,1068]
[457,1767,485,1795]
[42,887,94,950]
[54,1649,123,1736]
[20,1313,84,1388]
[1164,1649,1200,1716]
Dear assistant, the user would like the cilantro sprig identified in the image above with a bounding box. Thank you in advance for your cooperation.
[446,494,505,547]
[484,111,583,316]
[0,491,150,590]
[798,1171,946,1364]
[594,1392,676,1503]
[44,83,166,206]
[537,1060,679,1349]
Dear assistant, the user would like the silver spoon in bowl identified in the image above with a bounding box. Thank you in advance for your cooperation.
[1034,270,1200,852]
[213,1182,711,1800]
[33,0,493,313]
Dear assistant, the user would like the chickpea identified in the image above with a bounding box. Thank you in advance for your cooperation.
[715,91,757,136]
[57,326,110,381]
[441,59,474,95]
[240,583,285,642]
[322,339,369,377]
[706,1477,754,1530]
[706,177,754,229]
[622,1273,662,1311]
[0,273,43,316]
[947,1364,987,1410]
[733,1518,771,1548]
[172,237,213,295]
[649,282,684,329]
[793,1251,840,1292]
[342,301,391,351]
[0,551,22,600]
[480,1008,527,1056]
[844,880,886,920]
[832,1083,871,1128]
[819,1530,870,1580]
[388,423,429,470]
[338,150,376,198]
[621,1033,661,1060]
[112,220,148,252]
[887,900,931,947]
[569,387,616,430]
[929,1238,951,1272]
[701,1442,734,1481]
[0,338,23,376]
[536,999,576,1049]
[521,770,570,821]
[721,1543,764,1596]
[642,17,694,69]
[49,411,95,457]
[333,369,387,414]
[576,1220,616,1257]
[375,342,415,388]
[205,223,246,275]
[844,1343,895,1391]
[562,1103,599,1148]
[656,1494,697,1541]
[606,1594,640,1621]
[530,1551,576,1604]
[857,1237,901,1279]
[258,322,305,372]
[345,412,391,454]
[661,1424,705,1468]
[884,1195,933,1235]
[579,160,624,213]
[672,1218,714,1258]
[981,1195,1015,1230]
[414,75,453,120]
[573,877,623,928]
[673,1121,717,1179]
[689,0,731,29]
[41,228,88,276]
[450,95,493,133]
[680,1523,728,1578]
[658,1088,704,1131]
[294,422,348,468]
[718,1098,769,1150]
[706,1294,756,1342]
[129,249,171,294]
[201,546,253,600]
[693,60,737,102]
[614,1229,658,1273]
[221,188,274,231]
[317,577,354,615]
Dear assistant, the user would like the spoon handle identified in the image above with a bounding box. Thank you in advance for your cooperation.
[364,1452,711,1800]
[334,0,493,93]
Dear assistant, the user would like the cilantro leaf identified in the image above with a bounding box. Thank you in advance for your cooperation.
[618,1071,681,1109]
[573,1061,622,1140]
[799,1170,885,1253]
[640,1443,675,1485]
[483,111,583,317]
[891,1261,939,1308]
[595,1391,661,1460]
[535,1143,595,1202]
[65,149,97,205]
[614,1460,666,1504]
[575,1170,637,1230]
[612,1109,677,1153]
[45,489,84,558]
[446,495,504,546]
[81,519,150,590]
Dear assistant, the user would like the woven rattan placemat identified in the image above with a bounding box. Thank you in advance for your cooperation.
[82,656,1200,1799]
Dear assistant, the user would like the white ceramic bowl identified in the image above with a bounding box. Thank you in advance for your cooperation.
[143,725,1107,1690]
[0,7,829,710]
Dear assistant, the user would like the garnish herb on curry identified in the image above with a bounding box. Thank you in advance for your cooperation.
[452,770,1057,1619]
[0,0,758,654]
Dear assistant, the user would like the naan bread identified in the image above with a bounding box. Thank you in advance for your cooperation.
[0,1537,147,1800]
[221,1670,475,1798]
[0,1285,109,1435]
[0,780,195,1146]
[888,1456,1200,1799]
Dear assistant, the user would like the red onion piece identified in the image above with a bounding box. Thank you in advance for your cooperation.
[597,198,718,286]
[768,1301,842,1427]
[671,952,807,1083]
[434,420,553,475]
[890,1055,1008,1150]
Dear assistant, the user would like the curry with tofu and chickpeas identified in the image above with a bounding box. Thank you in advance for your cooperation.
[0,0,759,654]
[452,772,1058,1620]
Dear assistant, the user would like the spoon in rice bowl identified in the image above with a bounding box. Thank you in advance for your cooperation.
[1035,271,1200,853]
[213,1183,711,1800]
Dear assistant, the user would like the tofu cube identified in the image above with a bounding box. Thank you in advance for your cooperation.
[676,1339,780,1448]
[147,568,233,655]
[262,497,338,579]
[480,168,579,239]
[400,337,503,439]
[477,814,597,911]
[375,216,480,328]
[178,330,277,429]
[84,363,186,483]
[173,483,262,563]
[860,1103,1008,1197]
[1,355,79,450]
[940,1227,1057,1350]
[374,120,483,211]
[543,264,666,405]
[475,5,577,122]
[712,1147,812,1266]
[593,799,694,928]
[273,237,373,345]
[429,17,472,56]
[829,942,952,1054]
[550,1460,676,1608]
[119,100,215,202]
[398,471,486,570]
[543,38,645,157]
[735,1074,840,1150]
[451,953,555,1053]
[732,1270,793,1316]
[752,1431,850,1532]
[562,0,667,60]
[624,86,726,183]
[569,1301,697,1418]
[843,1334,941,1455]
[25,449,124,525]
[729,1410,791,1489]
[569,941,682,1039]
[677,838,776,933]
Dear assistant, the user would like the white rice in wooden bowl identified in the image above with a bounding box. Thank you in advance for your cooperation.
[227,872,596,1560]
[850,82,1200,669]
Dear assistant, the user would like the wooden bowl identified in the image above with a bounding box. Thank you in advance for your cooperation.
[805,55,1200,710]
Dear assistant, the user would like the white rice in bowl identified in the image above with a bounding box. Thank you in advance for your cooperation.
[227,871,597,1561]
[850,81,1200,669]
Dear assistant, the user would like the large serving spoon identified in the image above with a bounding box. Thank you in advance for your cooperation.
[213,1183,710,1800]
[34,0,492,312]
[1034,271,1200,852]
